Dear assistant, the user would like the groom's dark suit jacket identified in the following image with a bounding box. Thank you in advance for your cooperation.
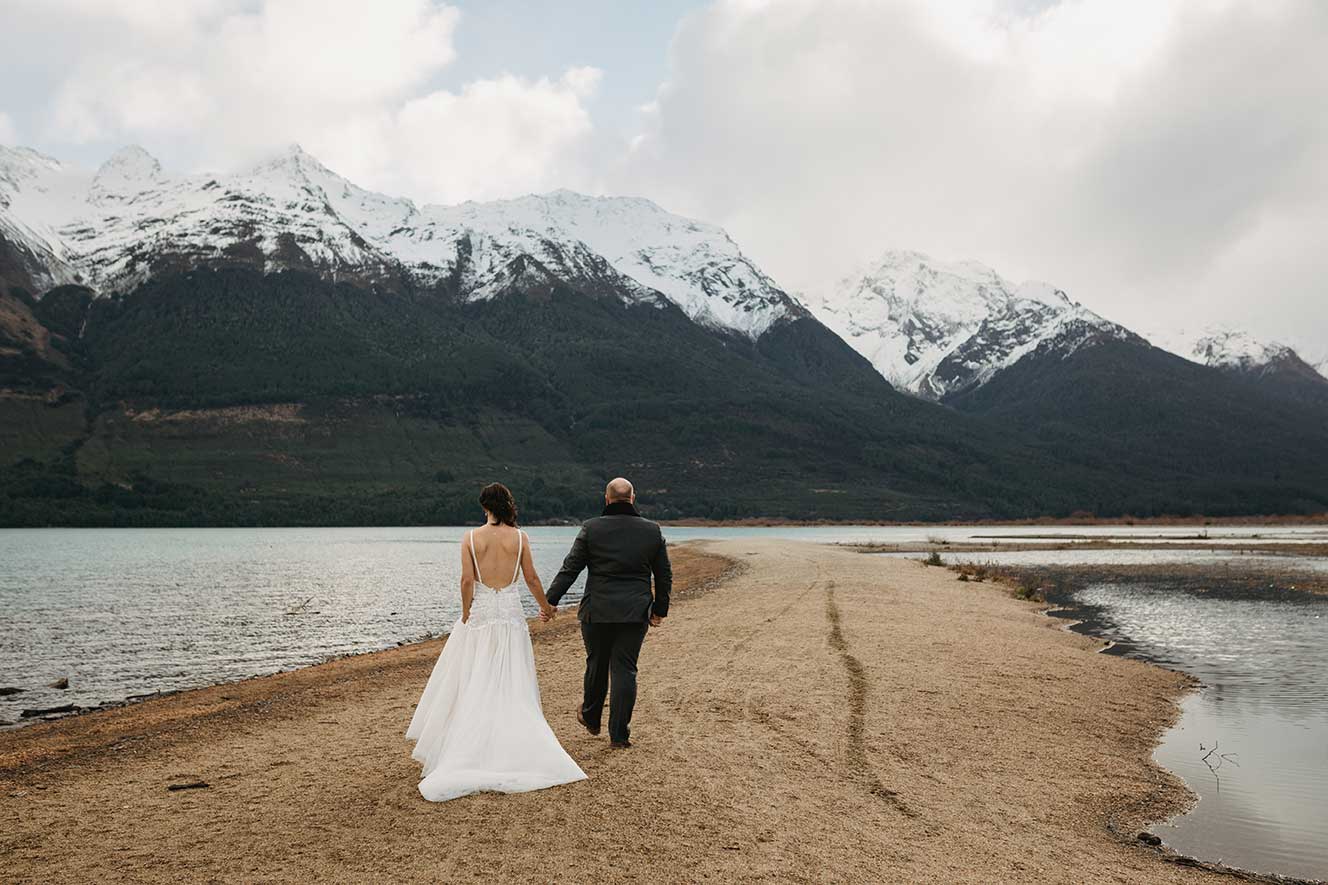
[547,502,672,623]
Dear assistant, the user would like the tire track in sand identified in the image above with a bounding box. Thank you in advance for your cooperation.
[825,580,918,818]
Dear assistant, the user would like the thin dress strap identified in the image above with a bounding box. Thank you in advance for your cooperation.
[510,530,523,586]
[468,529,484,587]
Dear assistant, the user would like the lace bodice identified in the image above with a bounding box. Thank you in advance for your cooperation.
[464,529,529,629]
[466,584,528,628]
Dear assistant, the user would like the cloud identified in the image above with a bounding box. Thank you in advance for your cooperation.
[323,67,603,204]
[620,0,1328,358]
[0,112,16,144]
[42,0,460,153]
[7,0,599,203]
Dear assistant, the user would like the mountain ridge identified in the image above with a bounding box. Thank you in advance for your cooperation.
[0,143,800,340]
[6,143,1314,395]
[805,248,1323,402]
[1149,327,1326,379]
[804,249,1138,400]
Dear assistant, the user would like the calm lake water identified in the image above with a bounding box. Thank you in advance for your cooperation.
[0,526,591,725]
[1056,582,1328,880]
[2,524,1325,879]
[884,533,1328,881]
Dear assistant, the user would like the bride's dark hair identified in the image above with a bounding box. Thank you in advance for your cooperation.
[479,482,519,527]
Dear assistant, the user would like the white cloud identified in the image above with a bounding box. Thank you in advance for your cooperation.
[15,0,244,40]
[319,67,603,204]
[211,0,460,108]
[5,0,600,204]
[50,62,213,143]
[42,0,460,156]
[620,0,1328,359]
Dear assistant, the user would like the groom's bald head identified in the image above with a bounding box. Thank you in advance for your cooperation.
[605,477,634,503]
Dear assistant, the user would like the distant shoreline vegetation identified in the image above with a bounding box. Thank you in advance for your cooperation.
[660,513,1328,527]
[1,461,1324,532]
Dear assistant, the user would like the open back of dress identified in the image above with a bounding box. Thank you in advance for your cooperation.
[469,528,522,590]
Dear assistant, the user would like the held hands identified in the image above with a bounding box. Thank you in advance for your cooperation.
[649,613,663,627]
[539,603,556,623]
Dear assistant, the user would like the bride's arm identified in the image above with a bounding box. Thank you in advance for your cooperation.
[519,531,556,620]
[459,535,476,623]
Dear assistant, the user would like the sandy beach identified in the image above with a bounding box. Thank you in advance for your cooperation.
[0,541,1254,883]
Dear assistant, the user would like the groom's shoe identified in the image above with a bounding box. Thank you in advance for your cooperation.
[609,739,631,749]
[577,708,601,736]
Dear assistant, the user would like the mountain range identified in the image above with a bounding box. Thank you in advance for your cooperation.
[806,251,1325,401]
[806,251,1141,400]
[2,144,1325,525]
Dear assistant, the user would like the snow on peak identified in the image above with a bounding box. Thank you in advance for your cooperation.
[831,250,1005,325]
[1192,329,1293,369]
[247,143,336,181]
[90,145,164,203]
[0,145,62,179]
[1149,327,1308,373]
[0,146,63,208]
[807,249,1128,398]
[0,145,796,339]
[431,190,797,336]
[0,145,86,290]
[1012,280,1074,309]
[96,145,161,179]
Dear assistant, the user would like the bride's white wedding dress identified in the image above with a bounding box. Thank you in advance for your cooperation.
[406,529,587,802]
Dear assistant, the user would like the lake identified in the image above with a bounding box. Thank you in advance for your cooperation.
[2,524,1325,879]
[892,537,1328,881]
[1049,581,1328,880]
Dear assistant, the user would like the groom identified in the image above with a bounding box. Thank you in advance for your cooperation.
[546,477,672,749]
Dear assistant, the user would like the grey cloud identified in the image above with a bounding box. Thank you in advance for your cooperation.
[618,0,1328,361]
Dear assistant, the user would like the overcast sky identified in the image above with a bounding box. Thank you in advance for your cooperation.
[1,0,1323,361]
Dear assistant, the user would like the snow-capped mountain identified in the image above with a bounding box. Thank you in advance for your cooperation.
[806,250,1135,399]
[0,144,799,339]
[6,143,1312,400]
[1190,330,1298,374]
[1149,328,1326,379]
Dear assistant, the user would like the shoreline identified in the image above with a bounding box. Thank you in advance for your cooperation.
[0,545,739,766]
[659,515,1328,528]
[852,539,1328,554]
[864,543,1328,597]
[0,541,1304,882]
[956,558,1327,883]
[3,515,1327,532]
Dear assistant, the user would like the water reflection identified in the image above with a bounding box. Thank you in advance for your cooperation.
[879,547,1328,571]
[0,527,592,726]
[1058,582,1328,880]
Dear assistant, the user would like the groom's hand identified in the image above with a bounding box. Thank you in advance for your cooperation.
[649,613,663,627]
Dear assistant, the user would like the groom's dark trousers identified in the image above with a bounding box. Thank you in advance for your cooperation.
[580,621,648,742]
[547,501,672,744]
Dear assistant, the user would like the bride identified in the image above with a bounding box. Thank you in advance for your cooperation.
[406,482,587,802]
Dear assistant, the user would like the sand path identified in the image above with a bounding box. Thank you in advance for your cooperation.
[1,540,1234,883]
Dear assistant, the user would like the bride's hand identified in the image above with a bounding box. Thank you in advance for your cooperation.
[539,603,555,622]
[461,609,470,624]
